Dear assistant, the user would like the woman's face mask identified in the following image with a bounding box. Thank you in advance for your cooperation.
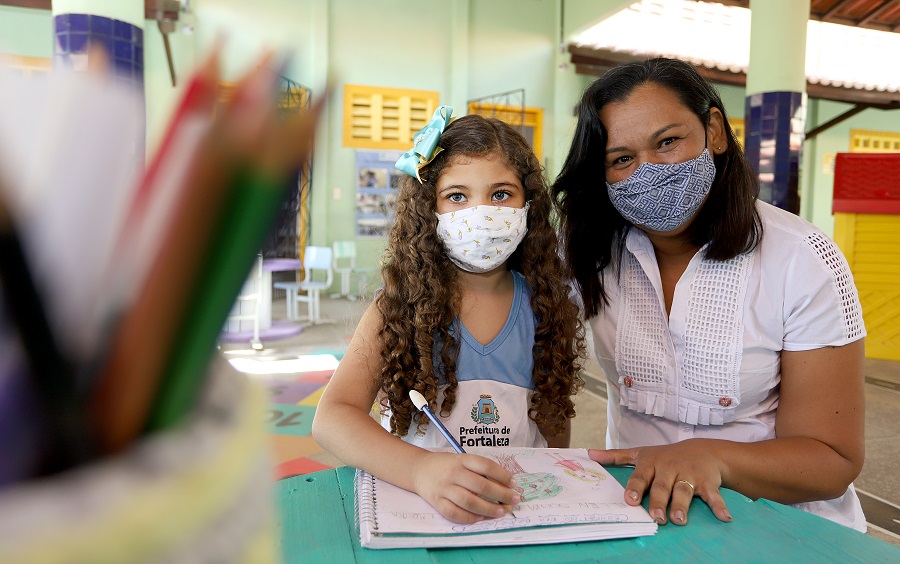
[606,148,716,232]
[436,203,529,273]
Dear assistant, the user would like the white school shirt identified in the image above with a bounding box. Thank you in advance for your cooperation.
[384,270,547,449]
[590,201,867,531]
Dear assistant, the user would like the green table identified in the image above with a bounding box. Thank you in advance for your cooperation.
[275,466,900,563]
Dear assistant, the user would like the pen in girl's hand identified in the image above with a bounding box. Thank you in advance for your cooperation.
[409,390,516,518]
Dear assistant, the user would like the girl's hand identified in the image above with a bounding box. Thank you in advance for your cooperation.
[412,452,520,523]
[589,440,732,526]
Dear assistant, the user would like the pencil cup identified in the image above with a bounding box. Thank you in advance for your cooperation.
[0,356,276,563]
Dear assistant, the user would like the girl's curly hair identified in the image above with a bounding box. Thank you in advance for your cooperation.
[376,114,585,441]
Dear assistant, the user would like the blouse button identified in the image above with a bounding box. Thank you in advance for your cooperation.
[719,397,733,407]
[623,376,634,388]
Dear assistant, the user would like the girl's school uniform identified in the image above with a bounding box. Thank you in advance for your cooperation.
[385,270,546,449]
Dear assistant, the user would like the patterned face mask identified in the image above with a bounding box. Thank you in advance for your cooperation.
[436,203,529,273]
[606,148,716,232]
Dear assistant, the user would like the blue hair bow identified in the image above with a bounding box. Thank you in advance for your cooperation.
[394,105,453,183]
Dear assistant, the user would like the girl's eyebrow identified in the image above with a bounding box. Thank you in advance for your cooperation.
[606,123,683,154]
[439,181,520,193]
[438,184,470,195]
[488,181,521,191]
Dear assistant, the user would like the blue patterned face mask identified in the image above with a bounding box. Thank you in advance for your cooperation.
[606,148,716,232]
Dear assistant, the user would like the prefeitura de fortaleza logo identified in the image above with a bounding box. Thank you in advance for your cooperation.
[471,394,500,425]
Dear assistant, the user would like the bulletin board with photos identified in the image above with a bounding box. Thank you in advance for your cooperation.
[355,150,402,238]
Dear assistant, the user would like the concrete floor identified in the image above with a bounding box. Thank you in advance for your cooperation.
[221,294,900,546]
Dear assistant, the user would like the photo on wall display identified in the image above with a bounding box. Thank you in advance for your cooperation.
[355,150,401,238]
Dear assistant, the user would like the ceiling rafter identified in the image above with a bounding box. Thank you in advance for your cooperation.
[857,1,892,26]
[822,0,853,22]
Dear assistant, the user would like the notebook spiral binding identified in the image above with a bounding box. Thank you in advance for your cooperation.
[354,469,380,538]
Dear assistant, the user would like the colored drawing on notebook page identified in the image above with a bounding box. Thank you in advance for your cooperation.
[494,453,525,474]
[494,453,563,501]
[513,472,562,501]
[547,451,607,482]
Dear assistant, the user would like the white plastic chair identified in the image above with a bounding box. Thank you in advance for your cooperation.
[274,246,333,324]
[331,241,373,300]
[224,253,263,350]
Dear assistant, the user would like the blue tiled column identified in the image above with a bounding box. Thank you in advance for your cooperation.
[52,1,145,164]
[53,13,144,90]
[744,0,809,215]
[744,92,806,213]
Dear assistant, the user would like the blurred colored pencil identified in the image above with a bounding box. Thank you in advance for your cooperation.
[0,187,92,473]
[146,74,325,432]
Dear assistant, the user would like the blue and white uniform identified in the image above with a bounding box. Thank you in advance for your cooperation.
[386,270,546,449]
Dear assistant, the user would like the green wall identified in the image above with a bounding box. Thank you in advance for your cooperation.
[0,7,52,57]
[327,0,454,269]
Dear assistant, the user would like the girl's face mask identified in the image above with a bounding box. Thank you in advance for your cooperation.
[606,148,716,232]
[436,203,529,273]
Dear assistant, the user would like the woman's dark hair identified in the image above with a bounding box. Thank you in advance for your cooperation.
[551,57,762,317]
[376,114,584,439]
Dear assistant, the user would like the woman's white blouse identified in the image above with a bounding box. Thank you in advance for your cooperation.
[590,200,867,531]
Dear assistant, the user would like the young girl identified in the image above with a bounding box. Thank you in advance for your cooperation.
[312,107,584,524]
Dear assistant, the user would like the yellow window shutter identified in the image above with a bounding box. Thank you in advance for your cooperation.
[728,118,744,149]
[0,54,51,78]
[850,129,900,154]
[343,85,439,150]
[467,102,544,160]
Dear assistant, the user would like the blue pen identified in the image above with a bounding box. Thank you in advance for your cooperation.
[409,390,516,517]
[409,390,465,453]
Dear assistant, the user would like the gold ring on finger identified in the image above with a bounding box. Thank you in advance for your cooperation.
[676,479,695,497]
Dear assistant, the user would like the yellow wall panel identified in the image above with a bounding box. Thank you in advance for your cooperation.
[839,131,900,361]
[836,211,900,360]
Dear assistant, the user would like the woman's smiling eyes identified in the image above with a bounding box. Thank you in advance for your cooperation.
[659,136,678,147]
[606,137,682,168]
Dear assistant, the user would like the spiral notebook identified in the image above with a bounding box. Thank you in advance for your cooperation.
[354,447,657,549]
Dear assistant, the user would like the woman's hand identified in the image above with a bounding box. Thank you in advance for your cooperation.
[411,452,520,524]
[589,439,732,526]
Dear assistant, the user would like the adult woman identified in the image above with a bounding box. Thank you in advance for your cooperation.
[553,57,866,531]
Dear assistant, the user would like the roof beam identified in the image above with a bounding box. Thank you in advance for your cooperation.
[822,0,854,23]
[805,104,872,140]
[858,1,894,27]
